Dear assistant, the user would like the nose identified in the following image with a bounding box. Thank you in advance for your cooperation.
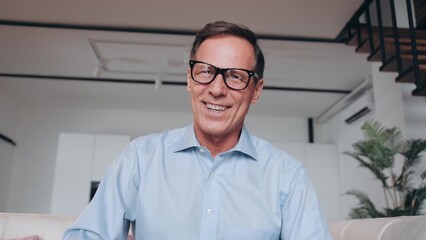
[208,73,228,96]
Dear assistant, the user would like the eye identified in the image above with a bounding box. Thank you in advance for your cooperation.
[200,69,214,75]
[195,64,215,76]
[230,73,243,80]
[227,70,247,82]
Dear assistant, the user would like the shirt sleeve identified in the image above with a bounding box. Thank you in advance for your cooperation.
[280,166,332,240]
[63,141,140,240]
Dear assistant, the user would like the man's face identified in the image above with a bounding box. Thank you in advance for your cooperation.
[187,35,264,140]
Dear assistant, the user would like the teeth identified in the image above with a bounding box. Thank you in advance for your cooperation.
[206,103,226,111]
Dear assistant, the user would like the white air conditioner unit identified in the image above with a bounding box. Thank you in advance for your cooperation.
[315,78,373,124]
[341,89,374,124]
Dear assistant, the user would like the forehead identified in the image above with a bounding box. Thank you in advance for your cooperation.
[195,35,255,69]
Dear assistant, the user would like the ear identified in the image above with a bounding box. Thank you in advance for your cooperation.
[251,78,264,104]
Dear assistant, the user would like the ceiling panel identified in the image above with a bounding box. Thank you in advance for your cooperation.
[0,0,373,119]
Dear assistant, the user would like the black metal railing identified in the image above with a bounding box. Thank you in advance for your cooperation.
[337,0,425,96]
[406,0,423,91]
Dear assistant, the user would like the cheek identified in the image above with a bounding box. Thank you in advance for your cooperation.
[233,94,253,111]
[189,85,205,105]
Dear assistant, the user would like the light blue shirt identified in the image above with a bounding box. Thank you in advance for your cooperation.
[63,124,332,240]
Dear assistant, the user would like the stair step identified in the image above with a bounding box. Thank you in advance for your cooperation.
[347,33,365,47]
[380,55,426,72]
[384,28,426,38]
[348,25,426,98]
[412,86,426,96]
[358,39,426,62]
[351,37,426,56]
[401,53,426,60]
[379,55,408,72]
[396,65,426,83]
[354,39,370,53]
[382,38,426,47]
[368,50,418,61]
[392,37,426,45]
[396,67,426,97]
[349,25,426,39]
[367,47,383,61]
[347,28,426,49]
[399,45,426,52]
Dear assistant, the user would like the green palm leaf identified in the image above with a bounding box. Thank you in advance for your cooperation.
[343,151,389,188]
[403,185,426,215]
[361,120,387,143]
[402,139,426,168]
[346,189,385,218]
[346,120,426,219]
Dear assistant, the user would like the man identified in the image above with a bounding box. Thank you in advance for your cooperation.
[63,21,332,240]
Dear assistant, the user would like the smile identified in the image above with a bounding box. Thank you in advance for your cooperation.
[205,103,227,112]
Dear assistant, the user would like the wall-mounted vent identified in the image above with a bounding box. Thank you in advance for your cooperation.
[341,90,374,125]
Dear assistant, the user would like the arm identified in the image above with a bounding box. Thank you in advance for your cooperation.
[63,142,140,240]
[280,167,332,240]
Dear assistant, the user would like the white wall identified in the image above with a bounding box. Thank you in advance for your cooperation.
[277,142,341,220]
[318,109,367,219]
[5,104,308,213]
[371,63,407,130]
[404,97,426,139]
[246,116,308,143]
[0,88,18,212]
[50,133,130,216]
[6,106,188,213]
[317,62,413,219]
[403,88,426,210]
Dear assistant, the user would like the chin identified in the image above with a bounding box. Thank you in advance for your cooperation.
[201,124,227,136]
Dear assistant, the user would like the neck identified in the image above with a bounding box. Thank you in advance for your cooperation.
[194,126,242,158]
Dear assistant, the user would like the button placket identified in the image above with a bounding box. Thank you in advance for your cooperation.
[199,177,220,239]
[199,155,222,240]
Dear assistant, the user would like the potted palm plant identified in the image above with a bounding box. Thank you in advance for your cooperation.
[344,120,426,218]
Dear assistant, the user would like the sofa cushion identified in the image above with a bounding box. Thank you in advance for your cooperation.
[340,217,401,240]
[0,213,75,240]
[381,215,426,240]
[328,215,426,240]
[1,212,426,240]
[6,235,40,240]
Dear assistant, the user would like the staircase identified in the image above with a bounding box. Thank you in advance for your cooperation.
[338,0,426,98]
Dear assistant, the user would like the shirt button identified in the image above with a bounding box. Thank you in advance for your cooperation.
[199,148,205,153]
[207,208,212,215]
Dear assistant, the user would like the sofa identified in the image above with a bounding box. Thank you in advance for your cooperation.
[1,212,426,240]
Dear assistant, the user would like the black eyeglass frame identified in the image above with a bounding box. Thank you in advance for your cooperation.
[189,60,260,90]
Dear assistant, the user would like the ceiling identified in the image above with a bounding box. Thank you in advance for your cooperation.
[0,0,375,119]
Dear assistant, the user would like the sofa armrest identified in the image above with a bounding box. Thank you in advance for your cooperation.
[328,215,426,240]
[0,213,76,240]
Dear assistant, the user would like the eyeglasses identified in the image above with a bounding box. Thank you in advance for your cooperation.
[189,60,259,90]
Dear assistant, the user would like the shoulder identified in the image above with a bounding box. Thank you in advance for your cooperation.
[249,133,302,169]
[115,126,188,172]
[244,132,313,200]
[131,126,187,150]
[247,133,306,186]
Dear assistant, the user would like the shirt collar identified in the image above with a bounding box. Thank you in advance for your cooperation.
[233,126,258,160]
[173,124,200,152]
[173,124,258,161]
